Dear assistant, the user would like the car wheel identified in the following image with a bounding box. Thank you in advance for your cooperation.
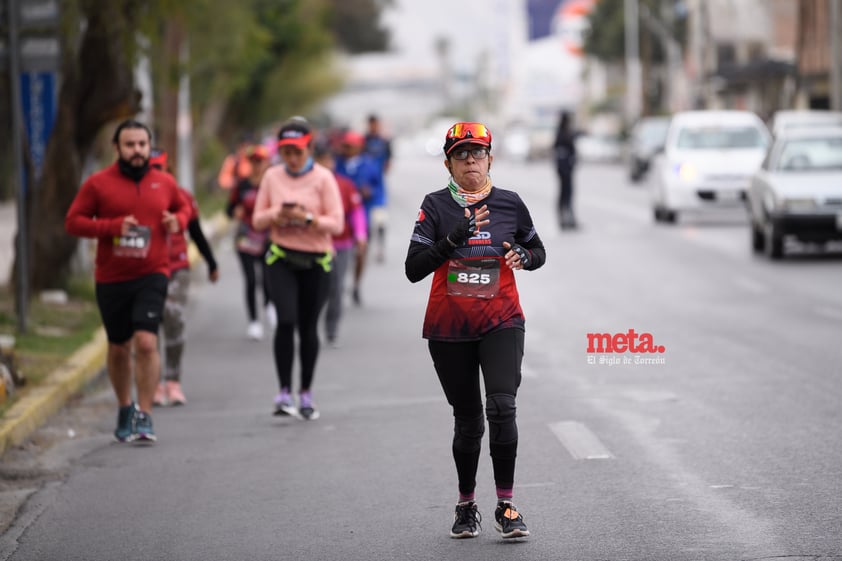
[764,221,784,259]
[653,207,663,222]
[751,222,765,253]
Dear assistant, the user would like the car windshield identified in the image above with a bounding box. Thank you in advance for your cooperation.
[776,136,842,171]
[676,126,766,149]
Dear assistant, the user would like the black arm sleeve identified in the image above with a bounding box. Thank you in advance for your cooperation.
[520,232,546,271]
[188,218,218,273]
[404,237,456,283]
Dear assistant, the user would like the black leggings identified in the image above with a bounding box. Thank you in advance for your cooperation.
[428,328,524,495]
[237,251,271,321]
[265,259,330,392]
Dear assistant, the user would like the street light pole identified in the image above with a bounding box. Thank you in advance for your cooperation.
[625,0,642,124]
[6,0,29,333]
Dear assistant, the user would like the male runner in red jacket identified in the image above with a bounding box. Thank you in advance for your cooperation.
[66,120,190,444]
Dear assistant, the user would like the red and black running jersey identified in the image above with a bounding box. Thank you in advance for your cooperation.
[406,186,544,342]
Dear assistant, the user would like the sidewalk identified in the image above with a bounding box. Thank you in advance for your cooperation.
[0,204,230,456]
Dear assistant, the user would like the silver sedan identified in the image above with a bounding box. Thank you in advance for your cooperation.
[747,126,842,259]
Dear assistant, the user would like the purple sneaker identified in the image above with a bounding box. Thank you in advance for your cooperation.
[273,390,298,417]
[299,391,320,420]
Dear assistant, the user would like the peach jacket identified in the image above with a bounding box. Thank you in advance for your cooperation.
[252,163,344,254]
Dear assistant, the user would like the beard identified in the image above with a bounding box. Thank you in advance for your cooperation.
[117,154,150,182]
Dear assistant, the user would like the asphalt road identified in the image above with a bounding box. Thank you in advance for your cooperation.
[1,151,840,561]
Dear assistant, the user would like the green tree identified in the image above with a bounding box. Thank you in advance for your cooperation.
[15,0,391,296]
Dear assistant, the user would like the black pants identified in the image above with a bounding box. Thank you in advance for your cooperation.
[237,250,271,322]
[428,328,524,495]
[556,161,576,225]
[265,258,330,392]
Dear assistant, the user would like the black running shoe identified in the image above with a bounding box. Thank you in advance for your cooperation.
[494,501,529,538]
[450,501,481,538]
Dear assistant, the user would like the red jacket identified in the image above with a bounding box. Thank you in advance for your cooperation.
[168,188,199,272]
[65,162,189,283]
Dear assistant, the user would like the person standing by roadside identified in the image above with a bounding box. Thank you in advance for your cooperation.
[363,114,392,262]
[65,120,189,443]
[405,122,546,539]
[252,119,344,420]
[313,143,367,347]
[148,149,219,407]
[553,110,578,230]
[226,145,274,340]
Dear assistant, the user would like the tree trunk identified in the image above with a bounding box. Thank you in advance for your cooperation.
[17,1,142,292]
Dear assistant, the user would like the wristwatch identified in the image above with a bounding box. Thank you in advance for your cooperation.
[305,212,314,226]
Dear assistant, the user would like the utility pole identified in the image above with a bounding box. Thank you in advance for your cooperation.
[6,0,29,333]
[625,0,643,123]
[177,40,193,193]
[832,0,841,110]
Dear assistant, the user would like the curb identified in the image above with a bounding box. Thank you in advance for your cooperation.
[0,211,231,457]
[0,329,107,456]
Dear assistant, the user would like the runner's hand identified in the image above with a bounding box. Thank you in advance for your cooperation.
[447,205,490,246]
[162,211,180,233]
[121,215,139,236]
[502,241,530,270]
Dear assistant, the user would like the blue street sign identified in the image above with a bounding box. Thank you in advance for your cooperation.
[19,71,57,184]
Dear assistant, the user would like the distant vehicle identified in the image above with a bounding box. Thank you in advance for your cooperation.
[650,110,770,223]
[770,110,842,137]
[627,116,670,182]
[576,133,623,163]
[501,119,558,161]
[577,112,624,163]
[747,126,842,259]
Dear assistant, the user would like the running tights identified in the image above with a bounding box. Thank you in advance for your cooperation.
[427,328,524,496]
[265,260,330,392]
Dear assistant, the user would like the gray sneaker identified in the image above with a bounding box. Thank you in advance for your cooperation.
[133,411,157,443]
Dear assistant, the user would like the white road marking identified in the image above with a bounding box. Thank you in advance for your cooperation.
[549,420,614,460]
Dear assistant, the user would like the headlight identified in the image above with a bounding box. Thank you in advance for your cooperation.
[781,198,817,211]
[674,162,698,183]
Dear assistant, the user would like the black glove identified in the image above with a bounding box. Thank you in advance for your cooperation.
[509,242,531,268]
[446,212,477,247]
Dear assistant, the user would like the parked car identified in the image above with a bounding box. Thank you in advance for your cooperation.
[747,126,842,259]
[770,110,842,137]
[650,110,770,223]
[627,116,670,182]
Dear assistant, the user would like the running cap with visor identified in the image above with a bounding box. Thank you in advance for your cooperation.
[443,122,492,156]
[277,120,313,149]
[149,148,168,170]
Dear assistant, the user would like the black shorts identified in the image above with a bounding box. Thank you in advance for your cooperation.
[95,273,168,344]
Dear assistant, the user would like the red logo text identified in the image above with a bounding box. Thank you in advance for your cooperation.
[586,329,665,353]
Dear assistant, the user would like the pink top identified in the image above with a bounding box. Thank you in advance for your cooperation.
[252,163,344,253]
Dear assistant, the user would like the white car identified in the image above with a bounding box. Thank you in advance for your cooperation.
[770,110,842,137]
[747,126,842,259]
[650,110,770,223]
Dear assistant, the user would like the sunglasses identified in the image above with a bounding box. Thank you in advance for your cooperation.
[446,123,490,140]
[451,147,490,160]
